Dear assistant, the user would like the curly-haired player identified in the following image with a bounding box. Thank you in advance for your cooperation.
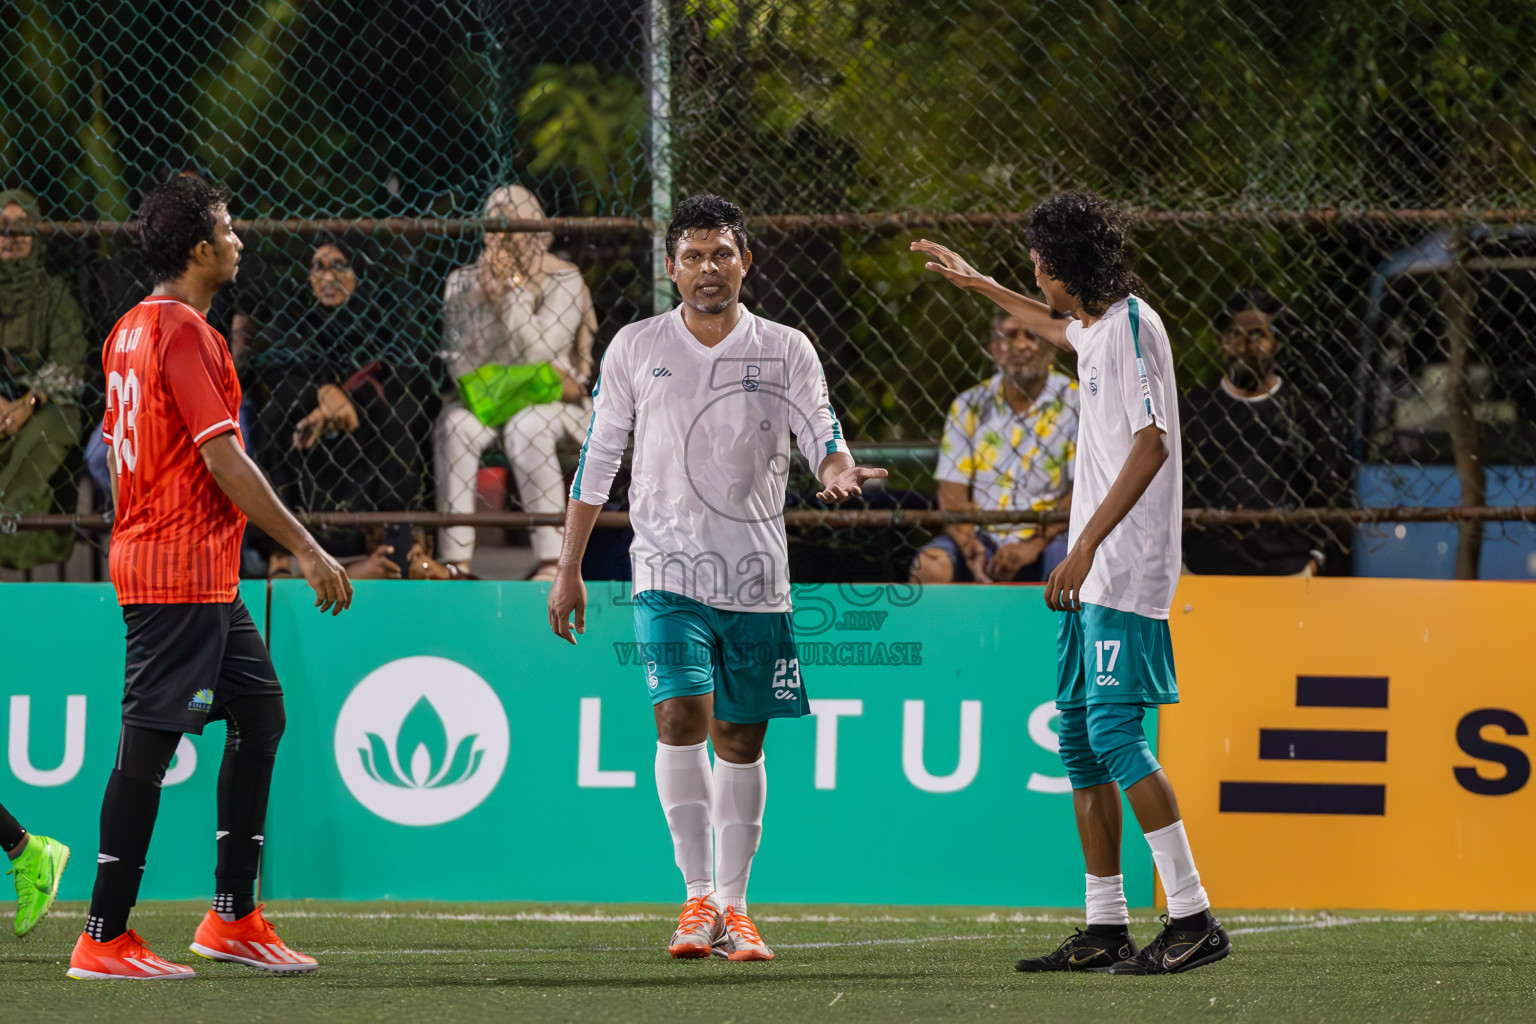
[69,176,351,981]
[913,191,1230,976]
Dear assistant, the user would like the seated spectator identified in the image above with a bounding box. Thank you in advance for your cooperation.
[435,184,596,581]
[911,311,1077,583]
[247,231,433,579]
[1182,287,1349,575]
[0,190,88,570]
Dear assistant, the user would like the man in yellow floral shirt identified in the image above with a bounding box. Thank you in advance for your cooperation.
[912,311,1078,583]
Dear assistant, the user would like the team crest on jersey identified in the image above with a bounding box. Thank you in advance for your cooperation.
[187,688,215,713]
[1088,366,1099,395]
[741,364,761,391]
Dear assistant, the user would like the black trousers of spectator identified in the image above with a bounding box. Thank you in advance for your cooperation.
[253,372,429,565]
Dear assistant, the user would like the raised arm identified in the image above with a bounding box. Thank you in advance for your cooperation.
[911,239,1071,351]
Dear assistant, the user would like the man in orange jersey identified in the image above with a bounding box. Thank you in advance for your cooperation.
[69,177,351,981]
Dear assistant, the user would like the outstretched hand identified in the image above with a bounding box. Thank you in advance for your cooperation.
[911,239,992,290]
[817,463,889,503]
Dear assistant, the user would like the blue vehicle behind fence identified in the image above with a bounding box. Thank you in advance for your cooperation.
[1351,226,1536,580]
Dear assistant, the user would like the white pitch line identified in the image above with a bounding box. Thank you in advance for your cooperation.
[779,934,999,950]
[1227,916,1380,936]
[273,911,670,923]
[306,935,1008,956]
[267,911,1097,925]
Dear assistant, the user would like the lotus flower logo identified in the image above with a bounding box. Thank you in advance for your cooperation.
[360,696,484,789]
[334,656,509,826]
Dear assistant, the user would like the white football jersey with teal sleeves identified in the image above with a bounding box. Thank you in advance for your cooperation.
[570,305,849,613]
[1064,296,1183,620]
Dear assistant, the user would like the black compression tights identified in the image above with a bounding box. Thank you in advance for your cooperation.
[87,724,180,942]
[214,695,285,916]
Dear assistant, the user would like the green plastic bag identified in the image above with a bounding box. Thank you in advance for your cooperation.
[457,362,563,427]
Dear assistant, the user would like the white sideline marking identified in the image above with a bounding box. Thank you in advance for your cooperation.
[68,905,1535,928]
[779,934,997,950]
[273,911,670,923]
[267,910,1088,925]
[1227,916,1380,936]
[308,935,1002,956]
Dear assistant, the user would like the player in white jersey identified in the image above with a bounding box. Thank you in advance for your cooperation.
[914,191,1230,975]
[548,194,885,961]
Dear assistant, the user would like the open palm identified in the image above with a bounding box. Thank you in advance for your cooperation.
[910,239,990,290]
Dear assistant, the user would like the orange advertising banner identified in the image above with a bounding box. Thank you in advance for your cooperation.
[1162,576,1535,911]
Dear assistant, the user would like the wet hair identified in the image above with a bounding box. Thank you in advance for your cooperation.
[1213,286,1287,335]
[1025,191,1137,317]
[665,193,749,260]
[137,176,231,283]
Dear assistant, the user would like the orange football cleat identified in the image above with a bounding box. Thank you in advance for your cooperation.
[667,893,723,958]
[68,929,197,980]
[189,906,318,973]
[716,905,774,961]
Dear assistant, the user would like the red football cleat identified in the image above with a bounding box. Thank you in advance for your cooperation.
[68,929,197,980]
[189,906,318,973]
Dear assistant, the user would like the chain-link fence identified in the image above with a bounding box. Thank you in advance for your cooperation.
[3,0,1535,582]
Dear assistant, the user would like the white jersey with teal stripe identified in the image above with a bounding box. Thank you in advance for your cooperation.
[1063,295,1183,620]
[570,305,849,613]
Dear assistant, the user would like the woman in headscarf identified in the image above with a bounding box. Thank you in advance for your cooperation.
[435,184,596,581]
[0,189,88,570]
[249,231,432,579]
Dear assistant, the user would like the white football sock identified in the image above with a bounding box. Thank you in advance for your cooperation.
[1085,873,1130,927]
[655,741,714,900]
[1144,819,1211,919]
[712,752,767,915]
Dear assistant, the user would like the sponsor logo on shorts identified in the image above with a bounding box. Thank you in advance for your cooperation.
[187,688,214,713]
[645,660,660,690]
[334,656,509,826]
[1095,674,1120,687]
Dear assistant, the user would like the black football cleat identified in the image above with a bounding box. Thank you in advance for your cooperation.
[1015,928,1139,972]
[1107,915,1230,975]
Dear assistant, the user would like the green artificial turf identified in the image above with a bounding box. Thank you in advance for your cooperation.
[4,902,1534,1023]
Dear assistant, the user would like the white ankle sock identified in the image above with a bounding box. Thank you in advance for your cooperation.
[655,741,714,900]
[1144,820,1210,919]
[712,752,766,915]
[1085,873,1130,927]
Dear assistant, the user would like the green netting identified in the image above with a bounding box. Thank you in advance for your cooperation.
[2,0,1534,581]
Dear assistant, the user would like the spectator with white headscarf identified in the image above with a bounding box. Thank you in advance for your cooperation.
[435,184,596,580]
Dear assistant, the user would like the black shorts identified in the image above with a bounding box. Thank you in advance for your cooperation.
[121,597,282,735]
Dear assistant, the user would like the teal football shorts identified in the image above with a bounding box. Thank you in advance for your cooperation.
[631,589,811,724]
[1055,602,1178,709]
